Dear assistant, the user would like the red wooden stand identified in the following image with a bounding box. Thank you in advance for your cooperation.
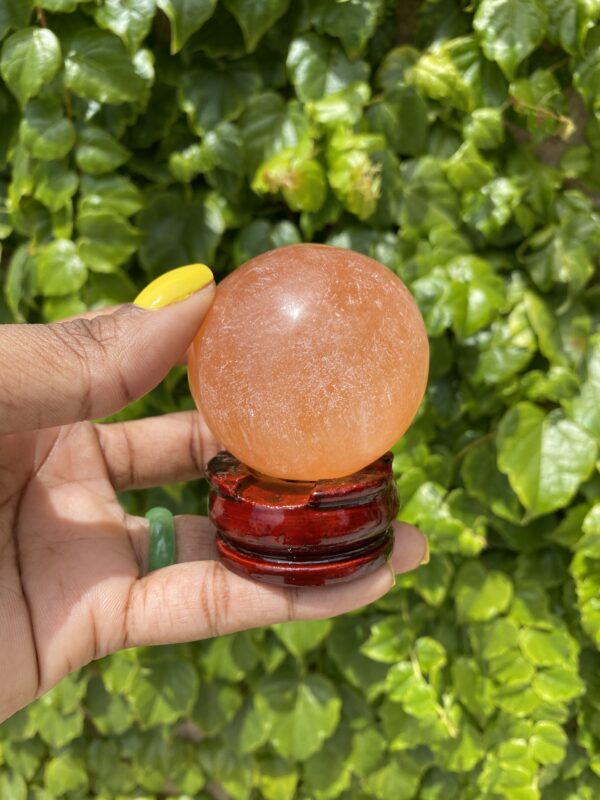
[206,451,399,586]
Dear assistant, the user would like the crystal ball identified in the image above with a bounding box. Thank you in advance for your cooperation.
[188,244,429,481]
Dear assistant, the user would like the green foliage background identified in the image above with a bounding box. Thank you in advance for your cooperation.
[1,0,600,797]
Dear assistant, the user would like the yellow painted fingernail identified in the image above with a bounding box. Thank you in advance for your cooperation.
[420,537,430,565]
[134,264,214,309]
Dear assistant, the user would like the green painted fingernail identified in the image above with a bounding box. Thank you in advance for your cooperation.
[146,507,176,572]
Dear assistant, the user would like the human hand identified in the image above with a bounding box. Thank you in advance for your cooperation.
[0,266,428,722]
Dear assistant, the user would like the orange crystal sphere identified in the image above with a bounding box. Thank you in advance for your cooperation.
[188,244,429,481]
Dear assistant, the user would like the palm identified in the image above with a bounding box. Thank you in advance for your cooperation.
[1,422,141,717]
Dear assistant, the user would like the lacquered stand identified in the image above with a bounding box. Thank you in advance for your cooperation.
[206,451,399,586]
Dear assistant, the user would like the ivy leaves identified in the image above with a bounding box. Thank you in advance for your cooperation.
[0,2,600,799]
[156,0,217,53]
[474,0,548,78]
[64,28,147,104]
[255,675,341,761]
[0,27,61,107]
[497,403,597,518]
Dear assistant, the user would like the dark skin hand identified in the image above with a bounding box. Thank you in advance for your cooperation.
[0,284,427,722]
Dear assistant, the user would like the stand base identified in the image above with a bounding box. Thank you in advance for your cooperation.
[216,528,393,586]
[206,451,399,587]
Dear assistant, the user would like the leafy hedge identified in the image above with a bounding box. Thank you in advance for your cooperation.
[1,0,600,797]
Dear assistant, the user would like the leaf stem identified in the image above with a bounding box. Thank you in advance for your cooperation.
[35,6,48,28]
[452,432,496,464]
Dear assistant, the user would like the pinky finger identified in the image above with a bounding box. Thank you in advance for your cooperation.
[119,522,427,648]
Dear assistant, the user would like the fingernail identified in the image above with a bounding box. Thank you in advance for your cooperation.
[420,537,430,565]
[134,264,214,309]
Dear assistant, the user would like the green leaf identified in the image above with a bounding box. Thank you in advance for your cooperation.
[360,616,412,664]
[156,0,217,53]
[232,219,301,266]
[40,0,87,8]
[2,739,44,782]
[510,69,570,143]
[575,45,600,116]
[328,129,382,220]
[252,145,326,212]
[364,750,430,800]
[179,63,260,134]
[474,0,548,79]
[413,256,505,340]
[571,505,600,649]
[454,561,513,622]
[254,675,341,761]
[36,239,87,296]
[194,682,242,735]
[306,80,370,127]
[461,440,522,522]
[303,728,353,798]
[569,333,600,438]
[463,175,523,238]
[29,702,83,748]
[64,28,146,104]
[77,210,139,272]
[0,1,33,40]
[0,772,27,800]
[75,126,130,175]
[412,553,455,607]
[32,160,78,212]
[128,657,199,727]
[471,618,520,661]
[350,728,386,777]
[224,0,290,52]
[463,107,505,150]
[138,190,224,275]
[0,85,18,168]
[79,174,143,217]
[445,255,505,338]
[93,0,156,55]
[376,45,421,91]
[272,619,332,658]
[199,631,260,682]
[326,621,386,700]
[446,142,495,191]
[4,245,37,321]
[531,666,585,703]
[366,86,428,156]
[0,28,62,108]
[240,92,311,175]
[20,98,76,160]
[385,661,439,718]
[256,755,298,800]
[85,676,134,735]
[451,657,495,725]
[529,721,568,765]
[547,0,597,54]
[519,628,578,667]
[406,48,470,111]
[400,157,458,232]
[44,754,88,795]
[533,216,586,305]
[286,33,369,103]
[168,142,208,183]
[497,403,598,518]
[310,0,385,57]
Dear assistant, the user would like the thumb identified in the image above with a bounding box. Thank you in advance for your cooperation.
[0,265,215,434]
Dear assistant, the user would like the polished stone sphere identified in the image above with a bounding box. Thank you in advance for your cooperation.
[188,244,429,481]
